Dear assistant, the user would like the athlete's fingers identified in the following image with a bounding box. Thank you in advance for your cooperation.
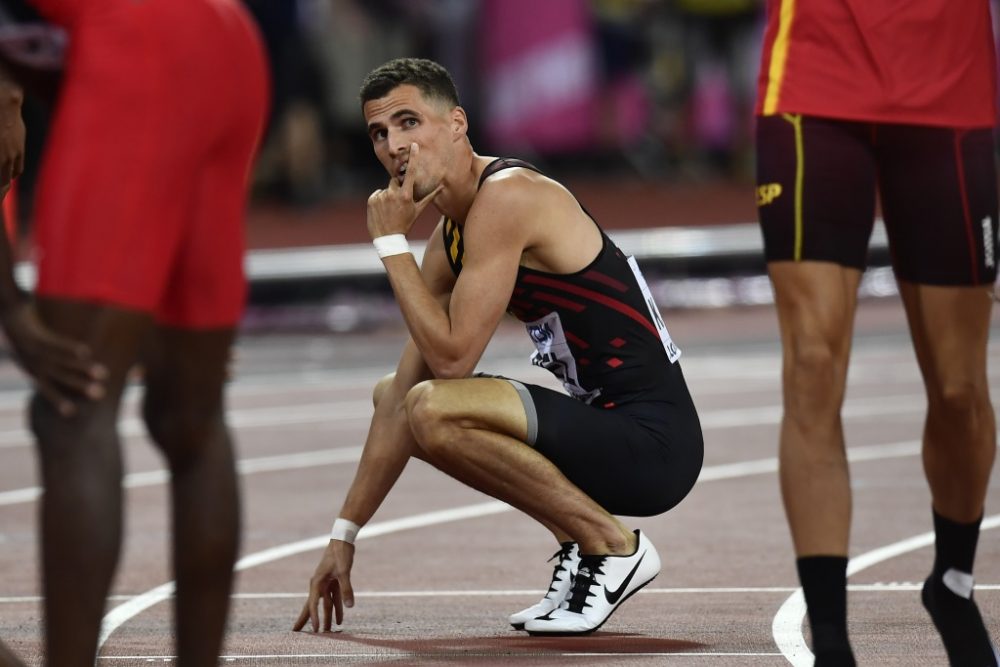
[41,333,106,379]
[304,578,323,633]
[32,381,76,418]
[414,183,443,216]
[45,364,105,401]
[322,591,334,633]
[401,142,418,200]
[292,601,311,632]
[339,572,354,610]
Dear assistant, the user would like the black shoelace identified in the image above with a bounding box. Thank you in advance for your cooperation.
[563,555,607,613]
[544,542,576,595]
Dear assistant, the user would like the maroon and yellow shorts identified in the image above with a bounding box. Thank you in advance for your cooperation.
[755,114,998,286]
[30,0,269,327]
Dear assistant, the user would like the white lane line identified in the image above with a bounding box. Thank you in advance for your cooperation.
[0,433,921,509]
[0,447,364,507]
[98,501,513,649]
[772,514,1000,666]
[11,583,1000,604]
[0,400,374,449]
[698,439,919,482]
[0,392,937,451]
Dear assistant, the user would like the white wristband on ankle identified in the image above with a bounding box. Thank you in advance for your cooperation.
[330,518,361,544]
[373,234,410,259]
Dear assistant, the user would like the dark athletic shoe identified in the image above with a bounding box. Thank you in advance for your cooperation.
[524,529,659,636]
[923,569,1000,666]
[509,542,580,630]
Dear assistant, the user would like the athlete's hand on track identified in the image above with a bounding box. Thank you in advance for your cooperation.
[367,142,442,240]
[293,539,355,633]
[0,80,24,193]
[0,300,107,416]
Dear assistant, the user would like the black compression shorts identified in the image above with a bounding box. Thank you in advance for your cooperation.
[756,114,999,286]
[499,363,703,517]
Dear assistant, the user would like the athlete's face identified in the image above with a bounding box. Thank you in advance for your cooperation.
[363,84,464,199]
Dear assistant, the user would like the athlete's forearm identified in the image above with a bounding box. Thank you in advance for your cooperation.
[382,254,475,378]
[338,394,415,526]
[338,340,430,526]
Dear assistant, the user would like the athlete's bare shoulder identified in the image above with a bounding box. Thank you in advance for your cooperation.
[474,164,580,224]
[472,162,600,273]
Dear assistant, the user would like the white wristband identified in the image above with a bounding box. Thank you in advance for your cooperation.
[373,234,410,259]
[330,518,361,544]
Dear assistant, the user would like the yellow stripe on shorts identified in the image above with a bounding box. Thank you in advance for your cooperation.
[781,113,804,261]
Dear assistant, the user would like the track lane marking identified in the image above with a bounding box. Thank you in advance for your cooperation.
[772,514,1000,666]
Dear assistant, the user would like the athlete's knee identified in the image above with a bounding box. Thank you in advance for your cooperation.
[926,376,993,425]
[405,380,459,454]
[783,338,848,414]
[29,392,116,458]
[373,373,396,408]
[142,388,226,470]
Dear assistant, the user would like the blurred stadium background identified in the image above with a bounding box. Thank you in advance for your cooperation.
[15,0,993,330]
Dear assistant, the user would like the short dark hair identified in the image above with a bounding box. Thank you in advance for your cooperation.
[359,58,460,109]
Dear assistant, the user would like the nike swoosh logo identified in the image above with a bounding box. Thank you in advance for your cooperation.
[604,552,646,605]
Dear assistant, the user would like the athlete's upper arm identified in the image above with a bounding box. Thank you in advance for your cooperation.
[420,218,457,302]
[441,179,536,375]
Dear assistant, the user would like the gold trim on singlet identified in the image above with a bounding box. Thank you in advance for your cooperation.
[763,0,796,115]
[443,217,464,275]
[781,113,805,261]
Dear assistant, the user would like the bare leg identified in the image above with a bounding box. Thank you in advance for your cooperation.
[141,327,240,667]
[30,299,152,667]
[405,378,633,555]
[769,262,861,556]
[374,373,571,544]
[899,282,998,665]
[898,283,995,521]
[768,261,862,664]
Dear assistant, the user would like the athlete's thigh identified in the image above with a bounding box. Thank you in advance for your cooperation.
[897,282,992,392]
[876,125,998,286]
[514,381,697,517]
[412,377,530,444]
[140,326,234,408]
[756,114,877,269]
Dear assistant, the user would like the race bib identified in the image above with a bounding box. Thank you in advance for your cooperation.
[524,311,601,404]
[627,256,681,363]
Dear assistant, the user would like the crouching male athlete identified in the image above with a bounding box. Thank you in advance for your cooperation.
[295,58,704,636]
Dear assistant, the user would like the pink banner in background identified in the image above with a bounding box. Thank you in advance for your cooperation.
[480,0,598,154]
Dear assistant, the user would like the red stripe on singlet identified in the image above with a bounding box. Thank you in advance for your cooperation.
[522,274,658,337]
[531,290,586,313]
[564,330,590,349]
[582,269,628,292]
[954,129,981,284]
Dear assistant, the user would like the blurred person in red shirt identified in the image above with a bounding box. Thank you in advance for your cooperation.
[0,1,269,665]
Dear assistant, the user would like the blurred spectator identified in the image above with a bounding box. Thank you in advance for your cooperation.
[479,0,599,156]
[245,0,328,206]
[241,0,767,204]
[673,0,762,178]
